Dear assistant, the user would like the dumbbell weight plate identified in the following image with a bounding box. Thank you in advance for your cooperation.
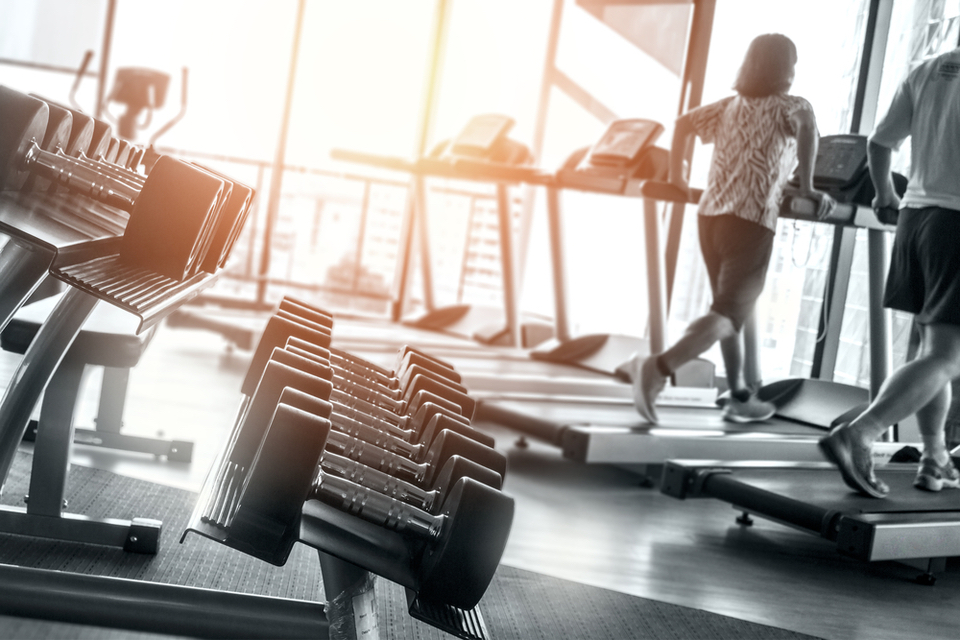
[432,453,502,494]
[0,86,48,190]
[416,476,514,609]
[88,118,112,160]
[422,429,506,482]
[181,165,233,275]
[115,139,132,167]
[194,167,254,272]
[28,95,96,159]
[22,101,72,192]
[119,155,225,280]
[229,402,331,563]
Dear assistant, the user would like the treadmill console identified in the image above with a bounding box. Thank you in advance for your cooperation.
[431,114,533,167]
[557,118,667,193]
[811,134,868,191]
[581,119,664,169]
[784,133,908,225]
[450,114,516,158]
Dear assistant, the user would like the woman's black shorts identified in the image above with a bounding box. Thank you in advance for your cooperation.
[698,214,775,331]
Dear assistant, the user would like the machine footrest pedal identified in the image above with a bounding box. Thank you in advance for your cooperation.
[407,589,489,640]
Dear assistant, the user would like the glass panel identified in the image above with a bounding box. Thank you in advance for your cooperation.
[875,0,960,174]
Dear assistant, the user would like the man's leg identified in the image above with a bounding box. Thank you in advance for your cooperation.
[911,383,960,491]
[848,323,960,442]
[916,384,951,463]
[821,322,960,496]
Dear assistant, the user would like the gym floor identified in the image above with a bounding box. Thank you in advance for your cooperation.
[4,314,957,640]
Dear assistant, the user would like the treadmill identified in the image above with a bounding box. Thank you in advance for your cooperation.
[656,138,955,584]
[661,458,960,585]
[331,113,556,350]
[477,134,913,471]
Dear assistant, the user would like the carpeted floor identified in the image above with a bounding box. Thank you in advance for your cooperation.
[0,452,823,639]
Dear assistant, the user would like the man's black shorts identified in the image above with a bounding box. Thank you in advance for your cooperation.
[884,206,960,326]
[698,214,775,331]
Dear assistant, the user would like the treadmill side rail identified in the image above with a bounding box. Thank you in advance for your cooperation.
[837,511,960,562]
[659,462,731,500]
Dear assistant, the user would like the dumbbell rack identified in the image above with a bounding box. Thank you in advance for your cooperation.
[0,189,221,554]
[180,307,497,640]
[184,426,490,640]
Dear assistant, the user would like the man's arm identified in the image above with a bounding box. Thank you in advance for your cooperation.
[867,139,900,210]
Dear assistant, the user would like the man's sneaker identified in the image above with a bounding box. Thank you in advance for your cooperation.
[722,394,776,423]
[913,457,960,492]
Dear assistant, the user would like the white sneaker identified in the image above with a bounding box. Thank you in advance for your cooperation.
[723,394,776,423]
[629,354,665,424]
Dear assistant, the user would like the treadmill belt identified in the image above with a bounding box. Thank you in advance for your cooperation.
[483,399,823,436]
[716,466,960,514]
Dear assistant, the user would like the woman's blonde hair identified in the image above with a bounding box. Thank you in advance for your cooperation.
[733,33,798,97]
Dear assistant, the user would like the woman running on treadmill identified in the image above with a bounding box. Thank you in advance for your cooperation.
[629,33,835,424]
[819,45,960,498]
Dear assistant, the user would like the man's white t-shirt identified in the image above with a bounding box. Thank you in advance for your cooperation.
[871,47,960,211]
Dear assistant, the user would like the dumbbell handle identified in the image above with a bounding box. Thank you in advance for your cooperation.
[23,143,139,210]
[314,470,442,541]
[328,394,423,443]
[320,452,435,512]
[328,406,424,460]
[76,153,144,187]
[325,429,427,485]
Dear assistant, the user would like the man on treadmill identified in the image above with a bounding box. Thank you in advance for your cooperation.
[819,46,960,498]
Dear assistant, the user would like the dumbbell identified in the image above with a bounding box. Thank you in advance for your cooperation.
[275,305,462,389]
[240,359,506,488]
[319,450,501,514]
[209,357,499,543]
[204,400,332,560]
[242,309,460,397]
[286,338,474,422]
[277,296,461,383]
[215,354,498,523]
[271,339,494,448]
[280,383,500,497]
[1,86,225,280]
[190,164,255,273]
[262,350,504,477]
[65,146,253,274]
[30,95,96,157]
[313,468,512,609]
[275,345,493,451]
[52,133,244,276]
[244,316,474,430]
[241,317,468,444]
[236,395,512,609]
[21,96,74,192]
[243,312,474,419]
[290,401,511,609]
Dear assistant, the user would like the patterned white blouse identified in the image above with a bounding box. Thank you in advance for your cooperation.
[688,93,814,232]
